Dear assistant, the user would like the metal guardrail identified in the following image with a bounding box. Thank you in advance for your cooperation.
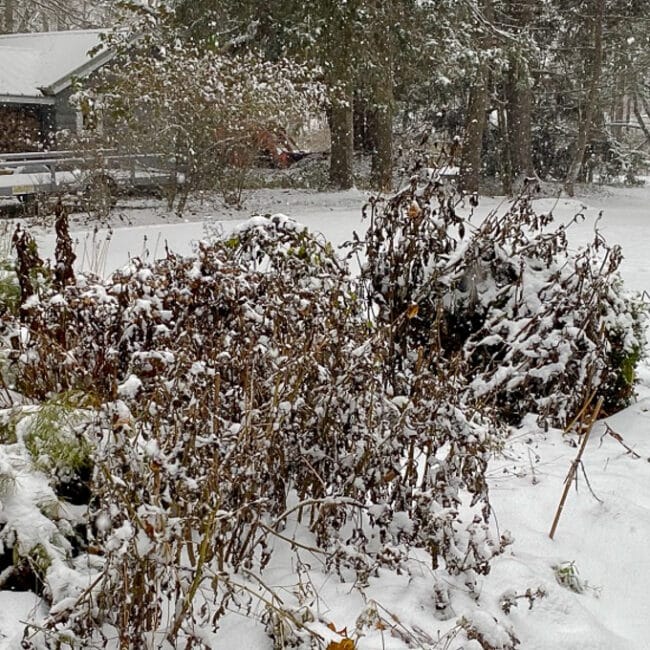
[0,150,178,201]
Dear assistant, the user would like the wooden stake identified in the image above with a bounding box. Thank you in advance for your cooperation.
[562,386,597,435]
[549,396,603,540]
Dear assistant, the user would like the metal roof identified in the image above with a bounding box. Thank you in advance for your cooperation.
[0,29,111,103]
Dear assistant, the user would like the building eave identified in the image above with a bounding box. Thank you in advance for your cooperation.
[40,48,115,97]
[0,95,55,106]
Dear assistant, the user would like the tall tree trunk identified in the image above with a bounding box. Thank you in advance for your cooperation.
[460,0,492,195]
[611,76,625,141]
[498,103,513,195]
[3,0,13,33]
[564,0,605,197]
[507,63,536,178]
[368,1,394,192]
[370,81,393,192]
[505,0,536,182]
[329,86,355,189]
[631,93,650,141]
[459,74,488,194]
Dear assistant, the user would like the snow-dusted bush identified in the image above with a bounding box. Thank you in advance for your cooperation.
[6,216,507,647]
[3,182,643,646]
[359,177,646,425]
[69,42,322,211]
[21,394,93,505]
[0,224,19,318]
[0,417,87,599]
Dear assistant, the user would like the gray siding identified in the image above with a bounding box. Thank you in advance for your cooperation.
[53,87,78,135]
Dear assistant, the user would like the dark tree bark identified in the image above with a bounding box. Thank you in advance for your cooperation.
[564,0,605,197]
[459,74,488,194]
[459,0,493,194]
[329,86,355,189]
[367,0,395,192]
[370,81,394,192]
[498,103,513,195]
[632,93,650,141]
[611,75,626,141]
[506,63,536,178]
[503,0,536,183]
[2,0,13,32]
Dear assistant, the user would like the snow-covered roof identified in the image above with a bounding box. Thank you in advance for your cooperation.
[0,29,112,104]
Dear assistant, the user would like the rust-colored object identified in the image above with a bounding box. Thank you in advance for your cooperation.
[326,623,356,650]
[218,126,308,169]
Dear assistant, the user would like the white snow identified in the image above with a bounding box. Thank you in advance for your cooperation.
[117,374,143,399]
[0,591,45,646]
[0,29,108,98]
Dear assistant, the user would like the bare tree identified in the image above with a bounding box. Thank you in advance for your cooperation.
[0,0,108,33]
[564,0,605,197]
[459,0,493,194]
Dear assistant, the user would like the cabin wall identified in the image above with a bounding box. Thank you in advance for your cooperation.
[0,65,110,153]
[0,87,92,153]
[53,87,78,135]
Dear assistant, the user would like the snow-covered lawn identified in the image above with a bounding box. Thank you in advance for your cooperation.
[31,183,650,292]
[5,183,650,648]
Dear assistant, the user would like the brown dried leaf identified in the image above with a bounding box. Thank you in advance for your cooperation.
[327,640,356,650]
[406,303,419,319]
[407,201,421,219]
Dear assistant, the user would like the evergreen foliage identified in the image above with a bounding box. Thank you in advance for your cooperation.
[22,395,93,504]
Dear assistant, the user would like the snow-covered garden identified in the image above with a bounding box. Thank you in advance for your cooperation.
[0,178,649,649]
[2,2,650,646]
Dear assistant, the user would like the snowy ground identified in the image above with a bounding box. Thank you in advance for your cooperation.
[4,182,650,648]
[22,182,650,293]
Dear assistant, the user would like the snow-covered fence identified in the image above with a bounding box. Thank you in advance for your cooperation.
[0,149,178,206]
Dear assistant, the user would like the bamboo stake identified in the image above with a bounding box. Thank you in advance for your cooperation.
[549,396,603,540]
[563,386,597,435]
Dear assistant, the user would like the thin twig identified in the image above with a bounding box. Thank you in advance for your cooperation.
[600,422,642,459]
[578,461,603,503]
[563,387,598,434]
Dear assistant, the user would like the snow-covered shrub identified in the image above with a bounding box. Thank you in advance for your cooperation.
[11,225,50,316]
[0,437,85,598]
[459,611,519,650]
[69,40,322,211]
[21,395,94,505]
[6,217,508,646]
[358,178,646,425]
[0,225,19,396]
[0,223,19,318]
[553,561,586,594]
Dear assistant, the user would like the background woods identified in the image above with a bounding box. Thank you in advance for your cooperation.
[3,0,650,193]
